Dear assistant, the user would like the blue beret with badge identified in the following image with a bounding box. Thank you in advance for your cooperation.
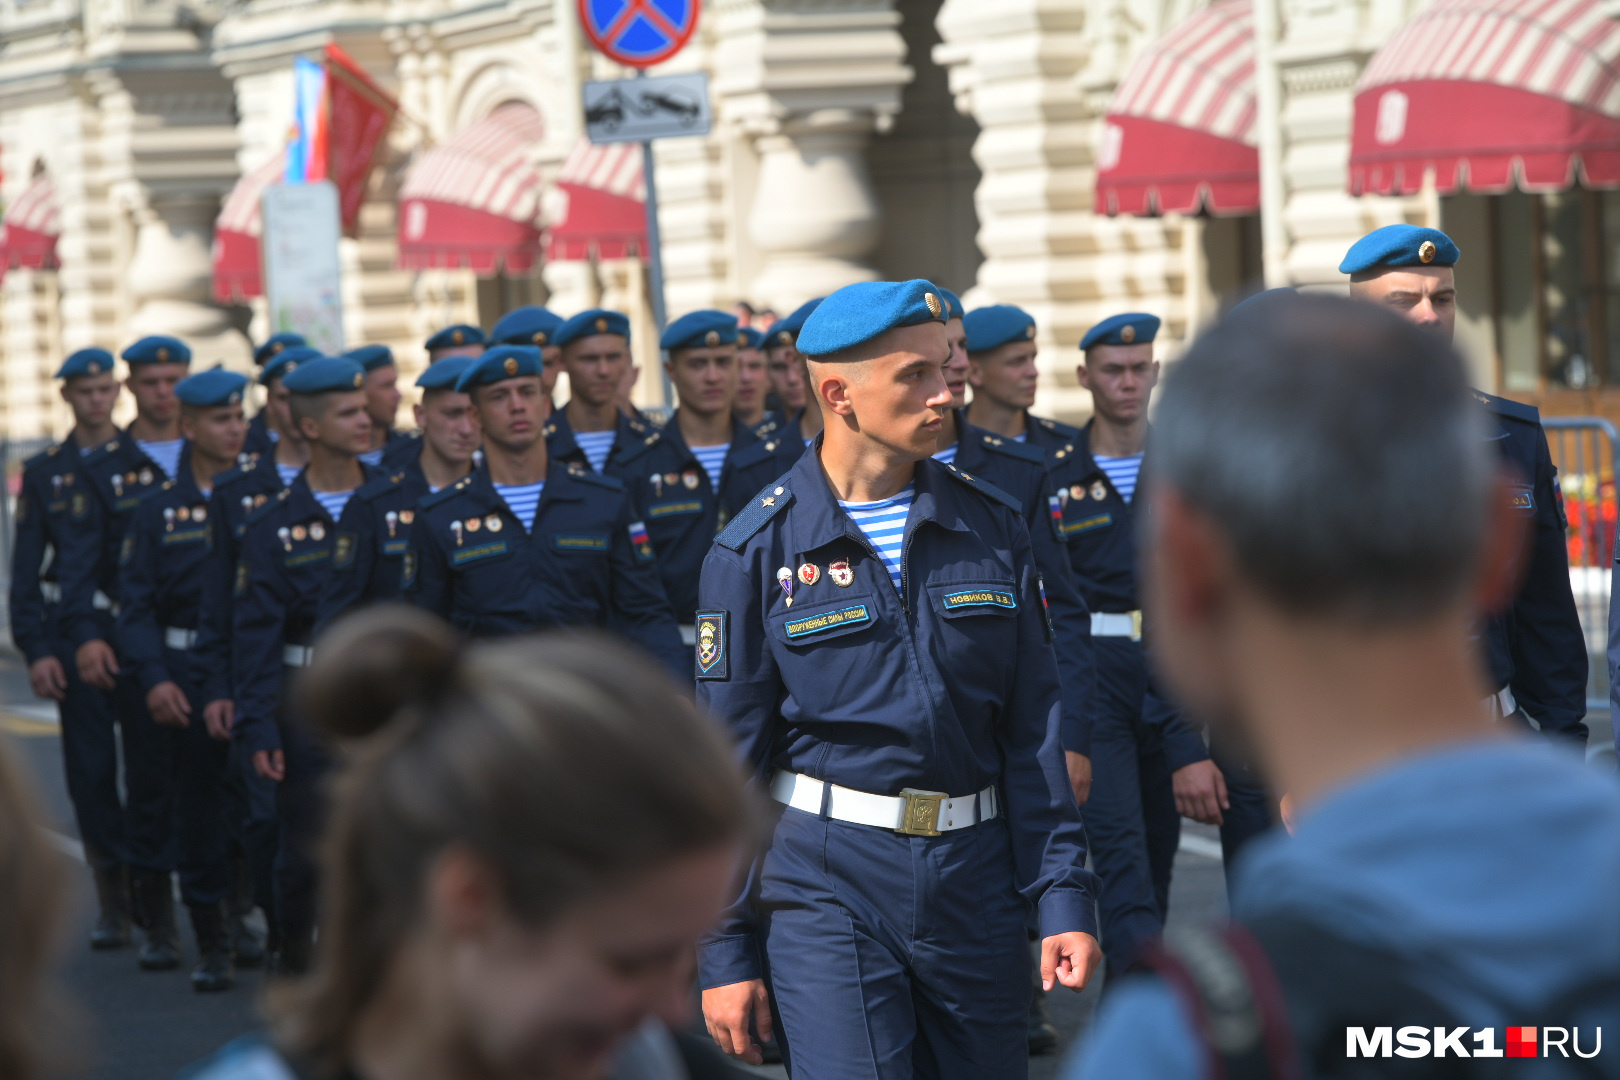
[964,305,1037,352]
[1080,313,1160,351]
[765,297,825,349]
[661,309,740,351]
[454,345,543,392]
[738,327,764,350]
[254,332,307,367]
[424,324,487,351]
[797,280,949,359]
[122,335,192,366]
[282,355,366,395]
[176,366,250,407]
[491,305,565,348]
[55,347,116,380]
[555,308,631,348]
[1338,225,1460,275]
[937,287,965,321]
[415,354,477,390]
[260,345,323,386]
[342,344,395,372]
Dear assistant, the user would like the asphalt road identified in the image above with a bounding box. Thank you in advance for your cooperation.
[0,645,1232,1080]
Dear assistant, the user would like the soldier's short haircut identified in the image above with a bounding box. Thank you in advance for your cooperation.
[1149,293,1491,625]
[288,389,347,429]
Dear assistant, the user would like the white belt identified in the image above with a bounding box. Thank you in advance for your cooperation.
[163,627,197,651]
[1483,685,1518,720]
[679,624,696,647]
[38,582,116,611]
[1091,611,1142,640]
[283,644,314,667]
[770,771,999,837]
[93,590,116,612]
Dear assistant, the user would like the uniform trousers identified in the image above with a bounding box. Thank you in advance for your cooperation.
[760,806,1031,1080]
[273,708,331,938]
[1209,736,1278,869]
[227,738,280,923]
[53,630,129,870]
[164,645,232,906]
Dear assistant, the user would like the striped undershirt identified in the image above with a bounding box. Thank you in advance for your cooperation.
[357,448,385,467]
[311,489,355,522]
[494,481,545,532]
[1094,453,1144,503]
[932,442,958,465]
[574,430,616,473]
[136,438,183,480]
[838,484,914,593]
[276,463,302,487]
[691,443,729,491]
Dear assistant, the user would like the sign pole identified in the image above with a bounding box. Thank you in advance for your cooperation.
[635,69,672,406]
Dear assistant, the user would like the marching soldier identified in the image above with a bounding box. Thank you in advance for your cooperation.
[697,280,1100,1078]
[115,367,252,991]
[424,323,486,363]
[244,333,307,458]
[963,305,1079,457]
[341,345,408,468]
[734,325,771,429]
[544,309,658,474]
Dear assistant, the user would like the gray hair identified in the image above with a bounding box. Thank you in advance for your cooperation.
[1148,293,1491,624]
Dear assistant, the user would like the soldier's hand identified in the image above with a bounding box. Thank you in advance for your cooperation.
[76,639,120,690]
[27,657,67,701]
[702,979,773,1065]
[204,700,235,742]
[146,681,191,727]
[252,749,285,783]
[1172,759,1229,825]
[1065,750,1093,806]
[1041,931,1102,992]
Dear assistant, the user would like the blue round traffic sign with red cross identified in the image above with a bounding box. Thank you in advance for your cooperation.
[578,0,700,68]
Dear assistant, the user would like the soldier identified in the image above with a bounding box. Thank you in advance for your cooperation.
[115,367,251,991]
[341,345,407,468]
[733,326,770,428]
[761,298,826,454]
[57,334,193,971]
[1341,225,1587,747]
[8,347,132,950]
[405,345,686,673]
[232,355,378,973]
[963,305,1080,457]
[544,309,661,473]
[244,332,307,458]
[423,323,487,363]
[697,280,1100,1079]
[489,304,565,406]
[315,355,479,631]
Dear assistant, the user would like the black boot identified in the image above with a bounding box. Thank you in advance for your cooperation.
[188,902,235,993]
[1028,958,1059,1056]
[270,919,314,977]
[228,858,265,968]
[89,865,132,950]
[131,869,181,971]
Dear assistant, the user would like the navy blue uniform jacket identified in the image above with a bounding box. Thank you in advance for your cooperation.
[115,467,212,693]
[8,440,88,664]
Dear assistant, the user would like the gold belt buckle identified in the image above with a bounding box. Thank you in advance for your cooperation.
[897,788,946,836]
[1130,610,1143,641]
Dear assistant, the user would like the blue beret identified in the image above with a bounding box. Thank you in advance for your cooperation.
[765,297,825,349]
[253,333,307,367]
[797,280,949,359]
[738,327,764,350]
[1080,313,1160,350]
[555,309,631,348]
[1339,225,1460,275]
[122,335,191,366]
[661,309,740,351]
[55,347,116,380]
[342,344,395,372]
[416,354,477,390]
[491,306,565,347]
[282,356,366,395]
[1226,288,1298,321]
[176,367,250,407]
[424,324,486,351]
[455,346,543,392]
[964,305,1037,352]
[938,288,965,320]
[259,345,323,386]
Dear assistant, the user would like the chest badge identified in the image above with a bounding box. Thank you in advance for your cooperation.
[485,514,503,532]
[292,525,307,542]
[277,527,293,552]
[310,522,326,541]
[651,472,665,497]
[193,505,207,523]
[682,469,700,490]
[798,563,820,586]
[177,506,191,522]
[164,508,176,532]
[139,467,154,487]
[776,566,795,607]
[1090,481,1108,501]
[451,521,464,547]
[466,516,482,533]
[829,559,853,587]
[400,509,415,525]
[385,511,399,537]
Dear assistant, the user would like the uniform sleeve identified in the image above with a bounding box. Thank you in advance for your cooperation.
[1000,515,1101,940]
[313,498,376,638]
[694,543,782,989]
[1061,975,1203,1079]
[8,469,53,664]
[230,529,290,758]
[193,505,238,706]
[1507,429,1588,746]
[114,505,171,693]
[403,515,452,619]
[55,478,109,649]
[607,500,688,676]
[1020,473,1097,757]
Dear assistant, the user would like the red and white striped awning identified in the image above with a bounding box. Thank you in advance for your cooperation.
[1095,0,1259,216]
[543,138,647,262]
[1350,0,1620,195]
[397,102,546,274]
[0,172,62,272]
[211,151,285,303]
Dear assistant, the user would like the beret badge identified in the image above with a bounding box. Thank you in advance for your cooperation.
[156,347,170,362]
[704,330,720,346]
[1120,325,1136,344]
[88,361,101,374]
[504,357,519,376]
[451,329,466,345]
[595,317,609,333]
[924,292,941,317]
[1419,240,1437,264]
[352,373,363,388]
[533,332,548,345]
[1024,324,1036,340]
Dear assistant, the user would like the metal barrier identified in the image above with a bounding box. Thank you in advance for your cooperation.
[1542,417,1618,718]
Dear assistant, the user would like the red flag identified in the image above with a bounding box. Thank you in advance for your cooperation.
[322,43,398,236]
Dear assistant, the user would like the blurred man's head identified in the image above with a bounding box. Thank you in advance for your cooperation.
[120,336,192,426]
[937,289,968,409]
[733,328,768,423]
[1077,314,1161,426]
[285,358,373,456]
[963,306,1039,412]
[458,346,547,454]
[345,346,402,432]
[425,324,487,364]
[661,311,740,421]
[556,310,631,412]
[56,349,121,429]
[1342,225,1460,341]
[176,368,249,465]
[414,356,482,468]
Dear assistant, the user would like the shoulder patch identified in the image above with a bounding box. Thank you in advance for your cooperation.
[752,418,781,437]
[419,478,472,510]
[940,461,1022,514]
[1471,389,1540,425]
[566,464,626,492]
[694,610,728,680]
[717,481,792,551]
[978,432,1047,465]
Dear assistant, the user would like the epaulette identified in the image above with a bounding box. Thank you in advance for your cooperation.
[245,488,290,524]
[938,460,1021,514]
[542,422,558,438]
[976,431,1047,465]
[160,479,176,491]
[564,462,626,491]
[752,417,782,438]
[419,474,474,510]
[23,444,58,470]
[1034,414,1083,440]
[82,440,120,466]
[627,416,650,435]
[1471,389,1539,425]
[355,471,406,501]
[730,438,779,469]
[717,481,792,551]
[613,430,663,464]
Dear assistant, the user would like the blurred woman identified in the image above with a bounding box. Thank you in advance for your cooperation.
[185,607,749,1080]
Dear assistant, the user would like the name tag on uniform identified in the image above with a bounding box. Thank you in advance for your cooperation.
[1507,488,1534,513]
[453,540,509,566]
[784,604,872,640]
[1063,512,1113,535]
[285,548,330,568]
[552,534,608,552]
[162,528,208,546]
[649,500,703,519]
[382,540,409,556]
[940,588,1017,612]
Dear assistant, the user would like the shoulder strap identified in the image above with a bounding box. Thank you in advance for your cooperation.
[938,460,1022,514]
[717,480,791,551]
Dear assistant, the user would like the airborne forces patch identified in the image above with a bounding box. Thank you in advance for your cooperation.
[694,610,728,680]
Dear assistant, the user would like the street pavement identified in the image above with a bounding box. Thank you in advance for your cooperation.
[0,645,1232,1080]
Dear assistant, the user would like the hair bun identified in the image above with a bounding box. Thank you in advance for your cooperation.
[300,606,462,741]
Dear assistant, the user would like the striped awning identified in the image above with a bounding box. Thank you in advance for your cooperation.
[397,102,547,274]
[1095,0,1259,216]
[543,139,647,262]
[0,172,62,271]
[1350,0,1620,195]
[211,151,285,303]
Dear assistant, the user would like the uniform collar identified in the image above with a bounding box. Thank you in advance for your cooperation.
[660,411,755,461]
[460,460,588,506]
[785,435,972,554]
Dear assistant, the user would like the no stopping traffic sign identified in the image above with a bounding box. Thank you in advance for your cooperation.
[578,0,699,68]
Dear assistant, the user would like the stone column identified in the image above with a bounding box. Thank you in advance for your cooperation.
[125,194,235,343]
